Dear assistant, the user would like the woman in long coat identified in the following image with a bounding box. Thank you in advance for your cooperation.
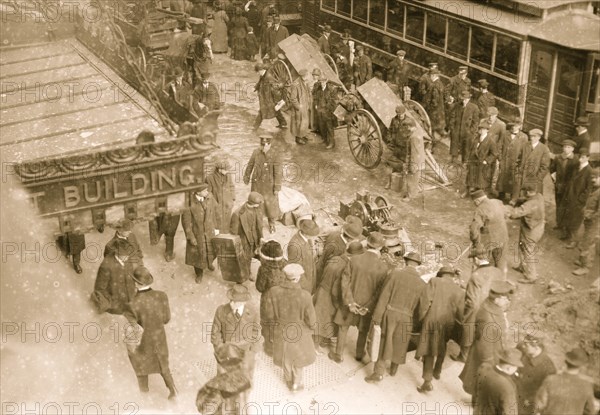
[229,8,249,60]
[289,69,311,144]
[206,161,235,233]
[182,185,220,281]
[211,4,229,53]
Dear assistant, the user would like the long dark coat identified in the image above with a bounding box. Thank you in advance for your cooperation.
[388,58,411,89]
[459,299,508,395]
[476,91,496,117]
[416,276,464,358]
[470,198,509,251]
[549,154,578,226]
[371,266,426,364]
[91,255,136,315]
[517,351,556,415]
[497,131,528,194]
[535,373,596,415]
[313,255,348,339]
[256,259,286,351]
[243,149,282,220]
[316,230,347,287]
[354,54,372,86]
[461,264,504,349]
[445,75,472,102]
[334,251,389,328]
[563,164,593,233]
[206,171,235,233]
[263,280,317,368]
[268,24,289,57]
[288,77,310,139]
[466,135,497,189]
[255,71,281,119]
[182,194,220,269]
[488,118,506,145]
[230,203,263,270]
[575,130,591,154]
[475,363,519,415]
[423,77,446,132]
[124,289,171,376]
[104,232,144,268]
[519,142,551,194]
[194,82,221,111]
[287,232,316,294]
[450,100,480,157]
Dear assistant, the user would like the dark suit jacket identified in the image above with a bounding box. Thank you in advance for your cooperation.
[91,255,136,315]
[564,164,593,230]
[230,203,263,256]
[318,34,330,54]
[575,130,591,154]
[520,142,551,193]
[475,364,519,415]
[467,135,497,189]
[287,231,316,294]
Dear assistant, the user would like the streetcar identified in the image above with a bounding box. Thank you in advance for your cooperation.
[302,0,600,158]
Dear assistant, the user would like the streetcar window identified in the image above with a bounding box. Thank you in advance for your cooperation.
[470,26,494,69]
[338,0,351,16]
[369,0,385,29]
[495,34,520,77]
[425,12,446,51]
[353,0,368,23]
[322,0,335,12]
[386,1,404,35]
[557,54,583,99]
[405,5,424,43]
[589,59,600,105]
[447,19,468,60]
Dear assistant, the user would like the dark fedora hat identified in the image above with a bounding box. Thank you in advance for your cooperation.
[227,284,250,302]
[498,348,524,367]
[132,266,154,286]
[342,222,363,240]
[367,231,385,249]
[299,219,320,237]
[403,251,422,264]
[436,266,456,278]
[565,348,589,367]
[574,116,590,126]
[346,241,365,256]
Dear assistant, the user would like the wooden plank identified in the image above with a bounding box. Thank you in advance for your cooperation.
[0,52,84,79]
[0,42,72,65]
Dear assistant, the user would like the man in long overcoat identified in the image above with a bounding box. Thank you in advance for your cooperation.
[91,238,137,315]
[497,120,528,203]
[289,68,311,145]
[574,116,592,154]
[230,192,264,279]
[474,349,522,415]
[316,220,363,287]
[469,189,509,276]
[243,135,282,232]
[267,16,289,58]
[193,73,221,114]
[466,119,498,195]
[516,334,556,415]
[573,168,600,276]
[124,266,177,399]
[549,139,578,234]
[450,90,480,164]
[333,232,389,364]
[104,218,144,269]
[317,25,331,54]
[263,263,317,391]
[452,251,504,362]
[487,107,505,145]
[445,65,471,130]
[365,252,426,382]
[422,68,445,143]
[509,185,545,284]
[513,128,550,204]
[415,268,464,392]
[312,69,338,149]
[206,160,235,233]
[287,219,320,294]
[253,63,286,130]
[475,79,495,117]
[211,284,261,379]
[563,149,593,248]
[388,50,411,94]
[459,280,514,403]
[353,45,372,87]
[182,184,220,283]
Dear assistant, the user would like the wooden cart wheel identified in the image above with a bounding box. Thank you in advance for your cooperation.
[324,54,338,76]
[132,45,147,73]
[405,99,433,137]
[347,109,383,169]
[269,59,292,85]
[373,195,392,222]
[349,200,370,227]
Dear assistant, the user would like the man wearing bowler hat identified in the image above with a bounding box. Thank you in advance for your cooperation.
[465,119,498,196]
[446,66,472,106]
[318,24,331,54]
[243,135,282,233]
[474,348,522,414]
[211,284,260,379]
[449,89,480,164]
[535,348,596,415]
[418,62,438,103]
[230,191,265,279]
[549,139,578,236]
[253,62,287,130]
[104,218,144,269]
[562,148,593,249]
[475,79,495,117]
[316,218,363,287]
[182,184,220,283]
[460,280,514,404]
[574,115,591,154]
[124,266,177,400]
[497,118,528,203]
[365,251,426,382]
[516,334,556,415]
[513,128,550,204]
[287,219,320,294]
[333,232,389,364]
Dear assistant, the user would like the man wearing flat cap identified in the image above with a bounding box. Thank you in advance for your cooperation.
[449,89,480,164]
[334,232,388,364]
[509,184,545,283]
[287,219,320,293]
[388,49,411,97]
[124,266,177,400]
[206,159,235,234]
[253,62,286,130]
[549,139,578,236]
[318,24,331,55]
[418,62,438,102]
[230,191,265,279]
[516,334,556,415]
[289,67,311,145]
[104,218,144,269]
[475,79,495,117]
[182,184,221,283]
[497,118,528,203]
[486,107,505,145]
[460,280,514,402]
[211,283,260,379]
[263,263,317,392]
[446,66,472,106]
[243,135,282,233]
[474,348,522,415]
[365,251,426,382]
[465,119,498,196]
[535,348,595,415]
[513,128,550,203]
[573,167,600,276]
[562,148,593,249]
[354,44,372,87]
[574,116,591,154]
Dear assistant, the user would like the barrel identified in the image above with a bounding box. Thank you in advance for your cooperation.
[391,172,404,193]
